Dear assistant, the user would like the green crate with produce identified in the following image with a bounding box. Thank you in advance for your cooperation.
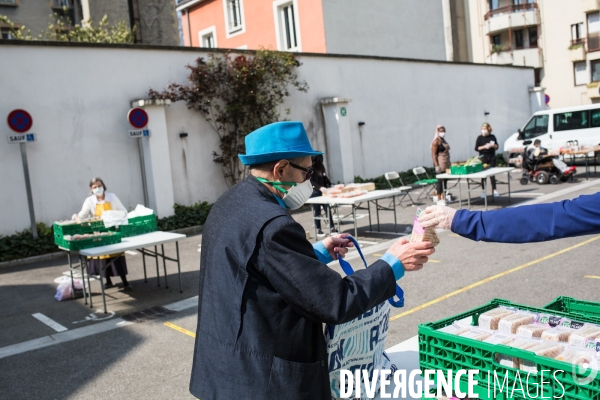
[54,231,121,251]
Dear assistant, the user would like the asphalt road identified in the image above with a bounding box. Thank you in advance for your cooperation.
[1,173,599,399]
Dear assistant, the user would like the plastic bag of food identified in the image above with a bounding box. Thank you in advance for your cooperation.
[459,328,493,342]
[516,324,548,339]
[498,312,538,334]
[569,324,600,348]
[520,342,566,373]
[483,332,516,345]
[438,321,471,336]
[497,338,540,369]
[541,327,574,342]
[54,276,73,301]
[555,346,599,369]
[479,307,515,330]
[410,208,440,247]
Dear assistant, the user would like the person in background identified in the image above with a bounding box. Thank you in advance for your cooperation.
[310,155,337,237]
[75,177,132,291]
[475,122,500,198]
[431,124,451,206]
[527,139,549,161]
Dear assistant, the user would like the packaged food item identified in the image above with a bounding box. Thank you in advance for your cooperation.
[569,324,600,348]
[516,324,548,339]
[459,328,493,342]
[497,338,540,369]
[498,312,537,334]
[538,314,564,328]
[409,208,440,247]
[555,346,599,371]
[478,307,515,330]
[541,327,574,342]
[520,342,565,373]
[483,332,516,345]
[438,322,472,336]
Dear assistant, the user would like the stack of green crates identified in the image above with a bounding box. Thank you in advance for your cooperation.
[53,219,121,251]
[450,163,484,175]
[115,214,157,238]
[419,298,600,399]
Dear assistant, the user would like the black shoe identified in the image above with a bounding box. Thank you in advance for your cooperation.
[105,282,115,289]
[120,285,134,292]
[317,230,325,238]
[330,228,339,234]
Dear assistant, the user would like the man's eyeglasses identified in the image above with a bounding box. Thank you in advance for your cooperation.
[288,162,314,182]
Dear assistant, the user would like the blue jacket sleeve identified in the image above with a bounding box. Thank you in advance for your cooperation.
[451,193,600,243]
[312,242,334,264]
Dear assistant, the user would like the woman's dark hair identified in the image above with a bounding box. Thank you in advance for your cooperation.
[312,155,325,174]
[89,177,106,191]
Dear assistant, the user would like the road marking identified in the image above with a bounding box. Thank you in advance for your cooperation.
[372,253,383,257]
[390,235,600,322]
[32,313,68,332]
[125,250,138,256]
[585,275,600,280]
[449,234,460,237]
[428,260,440,263]
[164,322,196,338]
[357,240,378,245]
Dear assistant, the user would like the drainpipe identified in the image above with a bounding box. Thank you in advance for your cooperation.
[441,0,454,62]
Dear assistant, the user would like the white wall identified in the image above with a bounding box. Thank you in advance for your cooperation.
[0,43,533,235]
[321,0,447,61]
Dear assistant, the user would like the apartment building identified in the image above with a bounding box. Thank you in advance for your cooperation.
[0,0,179,46]
[176,0,471,61]
[467,0,600,108]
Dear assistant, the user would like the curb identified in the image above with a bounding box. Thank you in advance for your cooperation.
[0,225,204,270]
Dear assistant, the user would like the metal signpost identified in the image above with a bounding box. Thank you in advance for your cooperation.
[127,108,150,208]
[6,109,38,239]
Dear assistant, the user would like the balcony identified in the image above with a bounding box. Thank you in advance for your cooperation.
[587,82,600,99]
[583,0,600,12]
[569,39,586,61]
[589,33,600,52]
[484,3,538,35]
[486,47,542,68]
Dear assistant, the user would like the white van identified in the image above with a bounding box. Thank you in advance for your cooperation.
[503,104,600,164]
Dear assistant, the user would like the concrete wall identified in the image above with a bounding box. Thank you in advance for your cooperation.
[320,0,447,60]
[0,0,64,37]
[84,0,131,27]
[0,42,533,235]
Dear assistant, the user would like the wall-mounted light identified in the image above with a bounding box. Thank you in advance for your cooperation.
[358,122,365,126]
[179,132,188,138]
[484,111,490,116]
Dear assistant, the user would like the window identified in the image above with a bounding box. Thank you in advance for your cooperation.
[529,27,538,48]
[554,111,590,132]
[0,0,16,5]
[534,68,542,86]
[592,59,600,81]
[574,62,588,86]
[1,28,13,39]
[274,0,300,51]
[591,109,600,127]
[522,114,549,139]
[225,0,243,34]
[489,0,499,10]
[588,12,600,51]
[491,34,501,46]
[514,30,524,48]
[52,0,72,8]
[572,23,584,44]
[198,26,217,48]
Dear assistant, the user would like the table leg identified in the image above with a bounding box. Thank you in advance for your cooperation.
[353,206,358,238]
[586,156,589,180]
[161,244,169,289]
[83,257,93,309]
[99,270,107,314]
[375,199,381,232]
[78,255,88,305]
[154,245,160,287]
[484,179,488,211]
[176,241,182,294]
[393,196,398,233]
[67,252,76,300]
[367,201,372,231]
[508,171,512,204]
[142,248,147,283]
[467,179,471,210]
[458,178,463,208]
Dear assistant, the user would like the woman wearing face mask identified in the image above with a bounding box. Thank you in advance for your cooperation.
[431,125,451,206]
[474,123,500,198]
[75,177,132,291]
[310,154,337,237]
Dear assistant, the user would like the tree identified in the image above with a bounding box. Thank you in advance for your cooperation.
[149,50,308,186]
[0,13,135,43]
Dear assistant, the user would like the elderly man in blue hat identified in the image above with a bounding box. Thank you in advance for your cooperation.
[190,121,435,400]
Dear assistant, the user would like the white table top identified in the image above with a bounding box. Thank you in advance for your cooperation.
[373,335,422,400]
[436,166,514,180]
[77,231,186,257]
[305,189,404,205]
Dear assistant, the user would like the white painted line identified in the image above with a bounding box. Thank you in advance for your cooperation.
[509,193,544,197]
[0,318,133,360]
[164,296,198,312]
[356,240,378,245]
[32,313,68,333]
[125,250,138,256]
[510,178,600,207]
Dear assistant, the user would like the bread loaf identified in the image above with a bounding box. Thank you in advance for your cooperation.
[498,313,536,334]
[483,333,515,345]
[479,308,514,330]
[541,327,573,342]
[410,209,440,247]
[497,338,539,368]
[438,322,471,336]
[520,343,565,373]
[569,325,600,348]
[459,329,493,342]
[516,324,548,339]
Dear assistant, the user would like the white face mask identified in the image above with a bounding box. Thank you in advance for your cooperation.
[438,132,445,138]
[481,130,489,136]
[92,187,104,195]
[281,180,313,210]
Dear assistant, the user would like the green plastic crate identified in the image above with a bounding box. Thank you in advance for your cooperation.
[115,214,157,238]
[419,298,600,400]
[544,297,600,320]
[55,232,121,251]
[53,219,109,236]
[450,163,483,175]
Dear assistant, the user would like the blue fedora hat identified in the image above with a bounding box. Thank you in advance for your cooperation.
[238,121,322,165]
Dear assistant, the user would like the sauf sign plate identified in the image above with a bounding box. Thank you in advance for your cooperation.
[7,133,36,144]
[129,129,151,138]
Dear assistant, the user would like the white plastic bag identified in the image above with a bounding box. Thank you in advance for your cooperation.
[101,210,128,228]
[127,204,155,219]
[54,277,73,301]
[553,158,570,173]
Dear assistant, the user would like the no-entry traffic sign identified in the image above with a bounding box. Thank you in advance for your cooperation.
[7,109,33,133]
[128,108,149,129]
